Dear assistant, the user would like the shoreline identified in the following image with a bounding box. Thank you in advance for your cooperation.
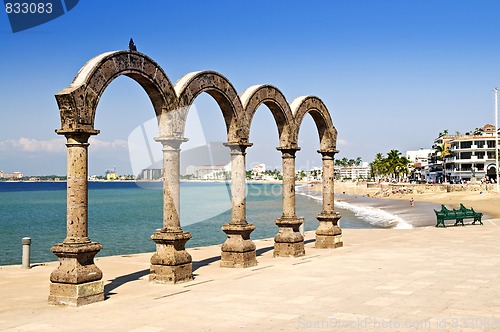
[331,181,500,219]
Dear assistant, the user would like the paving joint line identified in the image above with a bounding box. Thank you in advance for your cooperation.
[293,260,312,265]
[153,289,190,299]
[183,280,214,288]
[251,265,273,271]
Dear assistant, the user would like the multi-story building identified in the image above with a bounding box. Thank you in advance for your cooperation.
[406,148,432,181]
[335,163,370,180]
[0,171,23,179]
[252,163,266,174]
[426,135,456,183]
[445,124,498,183]
[185,164,231,180]
[423,124,498,183]
[137,168,163,181]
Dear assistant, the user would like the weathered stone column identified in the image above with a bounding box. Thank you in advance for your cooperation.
[315,149,343,248]
[150,137,193,283]
[49,130,104,306]
[221,143,257,268]
[274,147,305,257]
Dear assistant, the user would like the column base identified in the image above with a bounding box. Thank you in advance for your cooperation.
[220,251,257,268]
[221,223,257,268]
[150,263,192,284]
[315,212,343,249]
[49,242,104,306]
[274,217,305,257]
[49,280,104,306]
[274,242,305,257]
[150,230,193,284]
[315,234,343,249]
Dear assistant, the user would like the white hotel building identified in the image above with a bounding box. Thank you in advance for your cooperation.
[445,124,498,182]
[335,163,370,180]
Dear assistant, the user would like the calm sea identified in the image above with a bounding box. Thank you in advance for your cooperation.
[0,181,420,266]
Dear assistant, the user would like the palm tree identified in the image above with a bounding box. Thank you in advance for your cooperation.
[435,143,451,182]
[370,153,386,180]
[385,150,399,180]
[395,156,410,181]
[438,129,449,137]
[355,157,362,166]
[369,151,410,182]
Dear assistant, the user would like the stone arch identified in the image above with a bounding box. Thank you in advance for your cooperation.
[240,84,296,148]
[55,50,177,133]
[50,50,343,307]
[291,96,337,151]
[291,96,342,251]
[174,71,244,143]
[240,85,304,258]
[174,71,256,269]
[50,51,184,306]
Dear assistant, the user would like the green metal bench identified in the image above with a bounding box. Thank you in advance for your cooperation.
[456,203,483,225]
[434,204,483,227]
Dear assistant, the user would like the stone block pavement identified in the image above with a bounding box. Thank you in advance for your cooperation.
[1,220,500,331]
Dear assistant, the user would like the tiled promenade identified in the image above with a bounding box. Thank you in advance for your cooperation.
[2,220,500,331]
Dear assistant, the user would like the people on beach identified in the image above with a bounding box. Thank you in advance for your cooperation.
[410,198,415,207]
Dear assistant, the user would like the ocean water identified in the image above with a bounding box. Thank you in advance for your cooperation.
[0,182,431,266]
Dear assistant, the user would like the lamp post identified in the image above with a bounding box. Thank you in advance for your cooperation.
[493,88,500,193]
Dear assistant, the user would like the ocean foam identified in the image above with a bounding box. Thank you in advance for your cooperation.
[298,192,413,229]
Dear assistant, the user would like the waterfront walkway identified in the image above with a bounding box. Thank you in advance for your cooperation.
[2,221,500,331]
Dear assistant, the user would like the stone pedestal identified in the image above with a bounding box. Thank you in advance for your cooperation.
[221,143,257,268]
[314,149,343,249]
[274,147,305,257]
[48,242,104,306]
[315,212,343,249]
[150,230,193,283]
[274,216,305,257]
[220,223,257,268]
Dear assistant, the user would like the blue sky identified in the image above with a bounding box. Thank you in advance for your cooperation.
[1,0,500,175]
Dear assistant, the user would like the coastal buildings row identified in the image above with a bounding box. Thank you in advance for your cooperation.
[135,163,326,182]
[406,124,499,183]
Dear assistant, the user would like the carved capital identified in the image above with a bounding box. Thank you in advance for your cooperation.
[56,129,99,147]
[224,142,253,155]
[317,149,339,160]
[276,146,301,159]
[154,136,189,151]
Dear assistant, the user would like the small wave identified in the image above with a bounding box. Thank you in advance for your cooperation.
[334,200,413,229]
[299,192,322,202]
[298,192,412,229]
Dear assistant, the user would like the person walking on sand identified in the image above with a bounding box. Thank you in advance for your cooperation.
[410,198,415,207]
